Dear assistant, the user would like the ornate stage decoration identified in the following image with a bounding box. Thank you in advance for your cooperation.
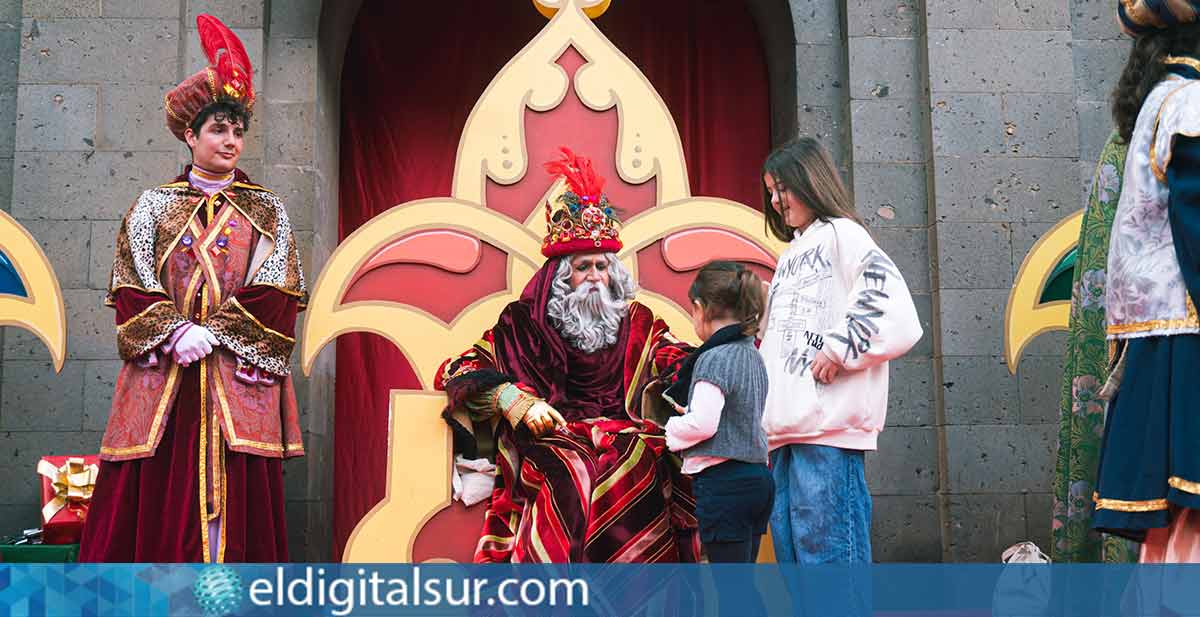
[0,210,67,371]
[302,0,785,561]
[1005,210,1081,374]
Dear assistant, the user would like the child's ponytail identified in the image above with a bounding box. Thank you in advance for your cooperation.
[688,261,765,337]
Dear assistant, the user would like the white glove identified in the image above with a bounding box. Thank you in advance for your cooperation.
[172,324,219,367]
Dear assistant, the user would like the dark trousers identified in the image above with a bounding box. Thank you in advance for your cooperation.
[693,459,774,563]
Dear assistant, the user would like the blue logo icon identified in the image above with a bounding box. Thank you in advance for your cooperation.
[193,565,244,617]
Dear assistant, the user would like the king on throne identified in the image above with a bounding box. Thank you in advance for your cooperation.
[434,148,701,563]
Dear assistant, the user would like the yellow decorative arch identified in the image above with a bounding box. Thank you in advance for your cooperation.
[0,210,67,372]
[1004,210,1082,374]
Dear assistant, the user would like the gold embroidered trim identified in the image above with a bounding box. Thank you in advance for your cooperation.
[164,93,186,124]
[1108,296,1200,335]
[99,364,180,457]
[1150,81,1200,182]
[229,297,296,343]
[1092,492,1169,512]
[1169,476,1200,495]
[211,365,301,455]
[1163,55,1200,73]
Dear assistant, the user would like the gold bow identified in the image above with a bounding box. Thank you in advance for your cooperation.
[37,457,98,524]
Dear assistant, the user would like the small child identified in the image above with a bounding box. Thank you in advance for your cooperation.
[664,261,773,563]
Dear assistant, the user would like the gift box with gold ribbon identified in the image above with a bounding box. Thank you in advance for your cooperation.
[36,455,99,545]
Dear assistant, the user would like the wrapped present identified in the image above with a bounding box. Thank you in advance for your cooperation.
[36,456,99,545]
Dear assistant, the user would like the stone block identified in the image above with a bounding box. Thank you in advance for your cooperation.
[1025,492,1054,553]
[0,504,40,538]
[1022,329,1067,358]
[295,230,313,276]
[15,219,90,288]
[286,499,308,562]
[1074,39,1130,103]
[0,73,16,154]
[927,30,1072,94]
[871,495,941,562]
[926,0,997,28]
[1011,221,1056,280]
[1078,101,1115,161]
[1019,355,1064,425]
[18,19,178,84]
[0,430,101,504]
[795,104,845,165]
[942,355,1020,424]
[89,220,119,290]
[849,37,919,101]
[888,356,935,427]
[938,289,1007,355]
[11,151,177,220]
[4,289,112,361]
[910,293,934,357]
[284,455,309,501]
[794,43,844,110]
[937,222,1013,289]
[847,0,918,36]
[187,0,263,28]
[266,38,317,103]
[930,94,1005,157]
[0,360,83,430]
[934,156,1079,223]
[304,500,332,561]
[264,102,315,165]
[1071,0,1125,39]
[946,423,1056,493]
[264,165,314,230]
[945,494,1028,561]
[1,24,18,83]
[0,0,18,21]
[97,83,178,152]
[865,427,938,495]
[850,99,924,163]
[22,0,100,18]
[1003,94,1079,158]
[853,163,927,228]
[15,85,96,152]
[103,0,178,18]
[789,0,841,45]
[874,227,931,292]
[0,157,11,212]
[998,0,1070,29]
[269,0,319,38]
[237,157,263,180]
[81,359,119,432]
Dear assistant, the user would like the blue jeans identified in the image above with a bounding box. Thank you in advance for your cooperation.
[769,443,872,563]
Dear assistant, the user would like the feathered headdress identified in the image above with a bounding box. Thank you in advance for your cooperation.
[540,148,623,258]
[164,15,256,142]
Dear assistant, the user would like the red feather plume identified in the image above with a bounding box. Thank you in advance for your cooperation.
[543,147,605,200]
[196,14,253,100]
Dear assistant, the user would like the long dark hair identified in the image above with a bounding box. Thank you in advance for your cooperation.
[761,137,861,243]
[1113,23,1200,142]
[688,261,765,337]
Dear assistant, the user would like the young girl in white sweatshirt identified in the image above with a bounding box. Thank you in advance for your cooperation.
[759,138,923,563]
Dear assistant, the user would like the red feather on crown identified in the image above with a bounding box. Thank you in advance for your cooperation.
[540,148,623,258]
[163,14,256,142]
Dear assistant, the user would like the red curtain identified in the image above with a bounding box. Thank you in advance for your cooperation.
[335,0,771,560]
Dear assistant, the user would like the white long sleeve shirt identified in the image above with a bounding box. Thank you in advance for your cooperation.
[664,380,728,474]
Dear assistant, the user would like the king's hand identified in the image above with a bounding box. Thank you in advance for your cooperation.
[523,401,566,437]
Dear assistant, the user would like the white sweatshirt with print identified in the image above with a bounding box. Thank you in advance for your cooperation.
[759,218,922,451]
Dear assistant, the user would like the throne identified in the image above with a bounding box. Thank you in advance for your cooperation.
[302,0,785,562]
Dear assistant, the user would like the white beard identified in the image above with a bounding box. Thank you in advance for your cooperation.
[547,280,628,354]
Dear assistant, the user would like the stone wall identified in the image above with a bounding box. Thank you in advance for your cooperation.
[0,0,1128,561]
